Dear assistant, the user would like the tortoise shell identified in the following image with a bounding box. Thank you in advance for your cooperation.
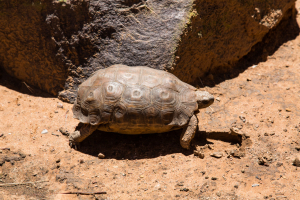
[72,64,199,134]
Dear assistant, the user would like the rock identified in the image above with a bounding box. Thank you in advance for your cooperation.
[194,150,205,159]
[211,177,218,180]
[0,0,295,102]
[239,116,246,123]
[57,103,63,109]
[258,157,269,166]
[41,129,48,134]
[180,188,189,192]
[276,162,283,167]
[295,146,300,151]
[286,108,292,112]
[252,184,260,187]
[208,144,214,150]
[293,158,300,167]
[98,153,105,159]
[231,150,245,158]
[59,127,69,136]
[211,152,223,158]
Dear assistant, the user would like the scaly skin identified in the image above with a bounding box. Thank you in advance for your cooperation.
[180,114,198,149]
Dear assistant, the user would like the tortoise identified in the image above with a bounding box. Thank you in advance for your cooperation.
[69,64,214,149]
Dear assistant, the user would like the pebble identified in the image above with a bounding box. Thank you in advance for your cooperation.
[211,152,223,158]
[286,108,291,112]
[252,184,260,187]
[180,188,189,192]
[98,153,105,159]
[59,127,69,136]
[239,115,246,122]
[295,146,300,151]
[211,177,218,180]
[293,158,300,167]
[193,150,205,159]
[41,129,48,134]
[57,103,64,109]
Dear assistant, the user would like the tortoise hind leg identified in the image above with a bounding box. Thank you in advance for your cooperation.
[180,115,198,149]
[69,123,98,149]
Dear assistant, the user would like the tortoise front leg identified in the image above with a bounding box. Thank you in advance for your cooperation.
[180,115,198,149]
[69,123,98,149]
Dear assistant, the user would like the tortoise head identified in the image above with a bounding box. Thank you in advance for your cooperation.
[195,90,214,109]
[73,86,102,125]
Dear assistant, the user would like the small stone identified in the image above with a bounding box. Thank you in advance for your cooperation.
[231,150,245,158]
[171,155,175,158]
[264,132,269,136]
[270,132,275,136]
[286,108,291,112]
[293,158,300,167]
[79,159,85,163]
[215,97,220,101]
[247,78,251,81]
[239,115,246,122]
[205,176,209,179]
[59,127,69,136]
[41,129,48,134]
[208,144,214,150]
[252,184,260,187]
[211,152,223,158]
[243,133,251,138]
[234,184,239,188]
[54,111,58,113]
[177,183,184,186]
[57,103,64,109]
[180,188,189,192]
[241,169,245,173]
[295,146,300,151]
[211,177,218,180]
[276,162,283,167]
[258,157,269,166]
[140,175,144,178]
[98,153,105,159]
[283,129,287,132]
[216,192,221,197]
[56,158,61,163]
[194,150,204,159]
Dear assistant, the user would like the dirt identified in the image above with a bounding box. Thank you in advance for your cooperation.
[1,2,300,200]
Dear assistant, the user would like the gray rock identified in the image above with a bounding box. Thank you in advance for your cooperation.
[211,152,223,158]
[41,129,48,134]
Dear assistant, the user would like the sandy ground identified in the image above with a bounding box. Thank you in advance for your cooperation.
[1,3,300,200]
